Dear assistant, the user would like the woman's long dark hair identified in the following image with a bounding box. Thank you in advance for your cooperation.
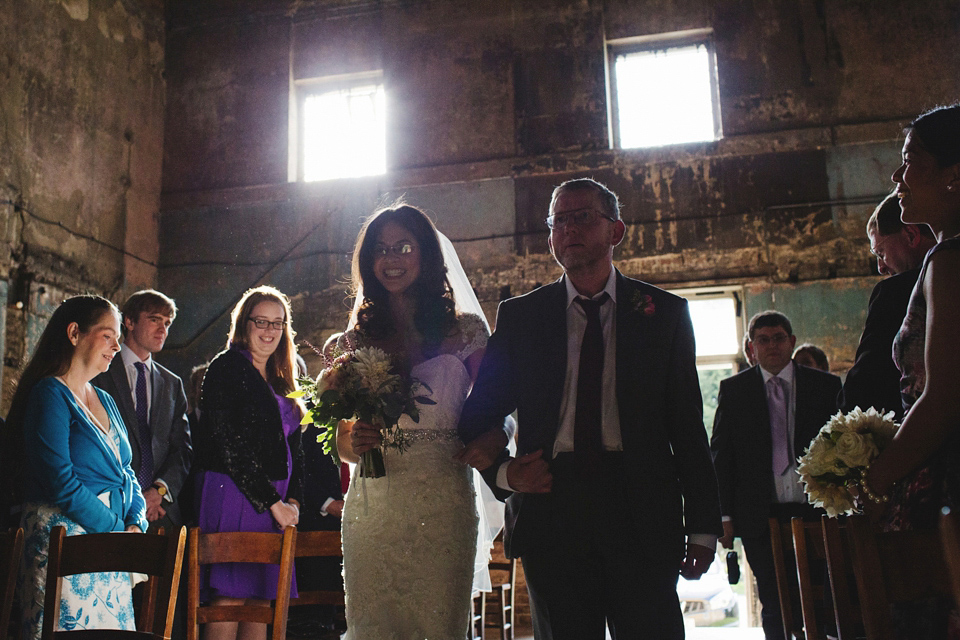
[351,204,457,356]
[227,285,299,396]
[1,295,118,524]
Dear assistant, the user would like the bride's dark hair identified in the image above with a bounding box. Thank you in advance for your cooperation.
[351,204,458,356]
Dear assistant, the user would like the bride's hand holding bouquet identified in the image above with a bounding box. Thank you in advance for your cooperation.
[290,340,434,478]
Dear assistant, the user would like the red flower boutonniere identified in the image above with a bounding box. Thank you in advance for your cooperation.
[630,291,656,317]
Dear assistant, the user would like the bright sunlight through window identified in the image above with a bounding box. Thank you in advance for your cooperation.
[687,297,740,358]
[613,41,719,149]
[301,82,386,182]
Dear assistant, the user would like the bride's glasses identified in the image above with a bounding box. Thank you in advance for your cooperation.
[374,242,418,257]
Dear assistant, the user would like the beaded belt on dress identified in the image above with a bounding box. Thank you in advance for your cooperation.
[403,429,460,444]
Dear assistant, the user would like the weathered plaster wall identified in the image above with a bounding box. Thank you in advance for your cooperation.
[1,0,166,404]
[159,0,960,383]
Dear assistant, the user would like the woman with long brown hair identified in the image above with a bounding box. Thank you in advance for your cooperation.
[194,285,303,640]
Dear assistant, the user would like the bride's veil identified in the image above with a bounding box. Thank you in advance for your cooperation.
[437,232,505,596]
[348,231,508,595]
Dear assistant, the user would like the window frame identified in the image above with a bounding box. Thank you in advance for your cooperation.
[605,28,722,150]
[288,69,385,183]
[669,285,745,367]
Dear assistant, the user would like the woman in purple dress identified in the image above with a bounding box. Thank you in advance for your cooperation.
[864,104,960,638]
[195,285,303,640]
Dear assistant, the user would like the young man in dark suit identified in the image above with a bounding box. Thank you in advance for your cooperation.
[712,310,842,640]
[93,290,192,531]
[838,192,936,418]
[458,178,722,640]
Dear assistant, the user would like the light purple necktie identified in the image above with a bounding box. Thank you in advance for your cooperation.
[767,376,790,476]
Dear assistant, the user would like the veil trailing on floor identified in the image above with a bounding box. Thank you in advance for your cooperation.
[349,231,509,595]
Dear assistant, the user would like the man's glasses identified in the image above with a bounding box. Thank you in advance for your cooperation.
[374,242,417,257]
[751,333,790,347]
[546,209,617,230]
[248,317,286,331]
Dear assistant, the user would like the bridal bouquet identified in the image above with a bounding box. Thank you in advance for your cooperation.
[796,407,899,517]
[290,340,434,478]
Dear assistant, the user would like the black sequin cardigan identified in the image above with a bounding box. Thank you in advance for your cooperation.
[196,347,301,513]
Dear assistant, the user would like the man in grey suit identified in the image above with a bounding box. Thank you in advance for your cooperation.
[94,290,192,530]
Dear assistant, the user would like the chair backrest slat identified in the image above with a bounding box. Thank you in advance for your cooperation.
[289,530,345,609]
[41,525,185,640]
[187,526,297,640]
[940,507,960,608]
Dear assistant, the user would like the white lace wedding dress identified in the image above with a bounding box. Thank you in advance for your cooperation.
[342,314,487,639]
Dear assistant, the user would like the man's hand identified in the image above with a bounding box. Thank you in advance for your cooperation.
[326,500,344,518]
[454,428,508,471]
[506,449,552,493]
[143,487,166,522]
[719,520,735,549]
[680,543,716,580]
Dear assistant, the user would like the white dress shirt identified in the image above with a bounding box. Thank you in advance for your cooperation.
[119,344,170,498]
[759,361,806,504]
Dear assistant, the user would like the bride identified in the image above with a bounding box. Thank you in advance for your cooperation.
[334,204,507,638]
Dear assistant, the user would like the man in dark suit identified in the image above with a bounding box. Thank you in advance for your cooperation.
[712,310,842,640]
[838,192,936,418]
[93,290,192,531]
[458,178,722,640]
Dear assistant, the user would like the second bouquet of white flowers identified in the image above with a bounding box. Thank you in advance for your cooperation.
[290,340,434,478]
[796,407,899,517]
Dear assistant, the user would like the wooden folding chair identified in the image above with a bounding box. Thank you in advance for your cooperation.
[288,529,344,613]
[846,514,952,640]
[479,532,515,640]
[791,517,834,640]
[769,517,803,639]
[186,526,296,640]
[41,525,186,640]
[820,516,862,640]
[2,527,24,640]
[941,506,960,608]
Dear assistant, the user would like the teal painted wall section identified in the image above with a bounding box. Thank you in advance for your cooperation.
[744,277,879,372]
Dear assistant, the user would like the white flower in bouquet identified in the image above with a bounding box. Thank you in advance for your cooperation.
[352,347,399,393]
[797,406,898,517]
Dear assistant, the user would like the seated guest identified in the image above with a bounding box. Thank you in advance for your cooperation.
[838,192,936,418]
[793,343,829,372]
[9,295,147,639]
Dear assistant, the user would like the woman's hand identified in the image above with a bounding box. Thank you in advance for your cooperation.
[125,524,143,533]
[454,427,508,471]
[270,500,300,528]
[350,420,382,456]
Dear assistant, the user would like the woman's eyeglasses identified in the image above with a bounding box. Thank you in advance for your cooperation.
[248,317,286,331]
[374,242,418,257]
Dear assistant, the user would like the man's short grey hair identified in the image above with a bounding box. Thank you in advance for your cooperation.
[550,178,622,221]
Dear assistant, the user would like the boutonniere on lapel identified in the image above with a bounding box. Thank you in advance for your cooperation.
[629,290,656,317]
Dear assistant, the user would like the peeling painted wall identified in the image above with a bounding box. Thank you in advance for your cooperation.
[159,0,959,382]
[1,0,166,404]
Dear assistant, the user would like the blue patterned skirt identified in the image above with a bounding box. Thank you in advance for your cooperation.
[18,503,136,640]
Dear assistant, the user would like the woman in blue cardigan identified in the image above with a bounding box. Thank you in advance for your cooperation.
[8,295,147,640]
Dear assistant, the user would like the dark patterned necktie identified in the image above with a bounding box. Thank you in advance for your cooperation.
[574,293,610,468]
[134,361,154,489]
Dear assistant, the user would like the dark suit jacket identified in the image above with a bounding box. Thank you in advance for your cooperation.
[93,355,192,526]
[459,271,722,561]
[711,364,842,538]
[837,268,919,419]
